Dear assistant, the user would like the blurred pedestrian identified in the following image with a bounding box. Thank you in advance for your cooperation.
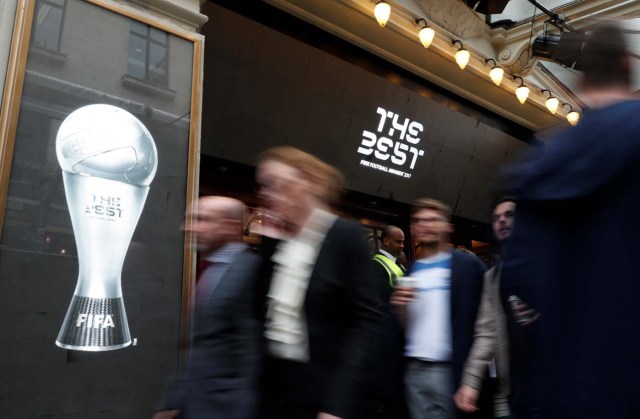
[255,146,385,419]
[454,197,517,418]
[500,22,640,419]
[391,198,487,419]
[365,225,410,419]
[153,196,262,419]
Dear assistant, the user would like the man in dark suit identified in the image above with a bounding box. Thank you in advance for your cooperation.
[392,198,487,419]
[365,225,409,419]
[255,146,385,419]
[500,23,640,419]
[153,196,261,419]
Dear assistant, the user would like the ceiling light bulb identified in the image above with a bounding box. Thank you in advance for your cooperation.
[489,67,504,86]
[567,110,580,125]
[455,48,470,70]
[418,26,435,48]
[374,2,391,27]
[516,85,529,104]
[545,97,559,114]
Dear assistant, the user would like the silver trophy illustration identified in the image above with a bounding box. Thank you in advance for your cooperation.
[55,104,158,351]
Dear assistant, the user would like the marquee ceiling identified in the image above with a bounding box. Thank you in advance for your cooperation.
[263,0,640,133]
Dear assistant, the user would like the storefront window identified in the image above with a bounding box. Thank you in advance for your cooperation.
[0,0,202,416]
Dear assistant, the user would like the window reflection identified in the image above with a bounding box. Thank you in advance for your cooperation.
[31,0,66,52]
[127,22,169,86]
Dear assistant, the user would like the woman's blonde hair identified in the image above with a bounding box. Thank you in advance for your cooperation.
[257,146,345,206]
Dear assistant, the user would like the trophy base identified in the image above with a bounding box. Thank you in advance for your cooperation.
[56,295,131,351]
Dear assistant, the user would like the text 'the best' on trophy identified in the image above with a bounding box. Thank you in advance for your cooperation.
[55,104,158,351]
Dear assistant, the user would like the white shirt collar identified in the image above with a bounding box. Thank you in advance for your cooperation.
[378,248,397,263]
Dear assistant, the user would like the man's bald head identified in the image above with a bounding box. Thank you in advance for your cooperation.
[380,225,405,258]
[197,196,244,222]
[184,196,245,254]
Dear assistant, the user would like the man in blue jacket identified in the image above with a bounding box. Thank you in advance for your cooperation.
[392,198,487,419]
[500,22,640,419]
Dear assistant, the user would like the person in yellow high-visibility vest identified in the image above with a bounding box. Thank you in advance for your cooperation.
[363,225,410,419]
[372,225,406,288]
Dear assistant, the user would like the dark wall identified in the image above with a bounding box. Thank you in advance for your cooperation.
[201,2,534,224]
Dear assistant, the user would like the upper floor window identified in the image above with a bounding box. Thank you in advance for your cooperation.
[127,21,169,86]
[31,0,66,52]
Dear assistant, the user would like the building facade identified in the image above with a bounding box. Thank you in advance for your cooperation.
[2,0,634,417]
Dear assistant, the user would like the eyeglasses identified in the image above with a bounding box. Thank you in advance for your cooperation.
[411,216,447,224]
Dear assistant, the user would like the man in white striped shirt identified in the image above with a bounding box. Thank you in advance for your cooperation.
[392,198,487,419]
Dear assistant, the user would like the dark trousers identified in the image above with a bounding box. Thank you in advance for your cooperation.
[261,356,329,419]
[511,404,546,419]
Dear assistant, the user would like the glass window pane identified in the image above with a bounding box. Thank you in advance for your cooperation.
[148,68,168,84]
[127,59,146,80]
[32,4,63,51]
[150,27,167,45]
[130,20,147,36]
[149,43,167,67]
[127,35,147,79]
[149,43,168,80]
[128,34,147,61]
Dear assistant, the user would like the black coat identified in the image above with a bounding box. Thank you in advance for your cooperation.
[259,217,385,419]
[160,249,263,419]
[448,250,487,393]
[500,100,640,418]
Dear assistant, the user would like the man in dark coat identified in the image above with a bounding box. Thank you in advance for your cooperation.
[499,23,640,419]
[153,196,261,419]
[255,146,385,419]
[365,225,409,419]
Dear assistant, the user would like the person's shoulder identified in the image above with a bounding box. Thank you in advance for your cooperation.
[370,254,390,277]
[606,99,640,114]
[575,100,640,137]
[451,248,478,262]
[452,249,487,271]
[232,246,262,266]
[332,216,358,229]
[328,216,363,238]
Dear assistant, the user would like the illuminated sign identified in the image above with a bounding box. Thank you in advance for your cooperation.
[55,104,158,352]
[357,107,425,179]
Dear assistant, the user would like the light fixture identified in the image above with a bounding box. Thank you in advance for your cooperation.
[415,18,435,48]
[563,103,580,125]
[452,39,470,70]
[374,1,391,27]
[532,21,586,70]
[513,75,529,104]
[541,89,559,114]
[484,58,504,86]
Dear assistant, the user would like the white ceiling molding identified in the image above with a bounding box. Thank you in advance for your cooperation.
[127,0,209,30]
[414,0,486,38]
[265,0,566,130]
[261,0,640,131]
